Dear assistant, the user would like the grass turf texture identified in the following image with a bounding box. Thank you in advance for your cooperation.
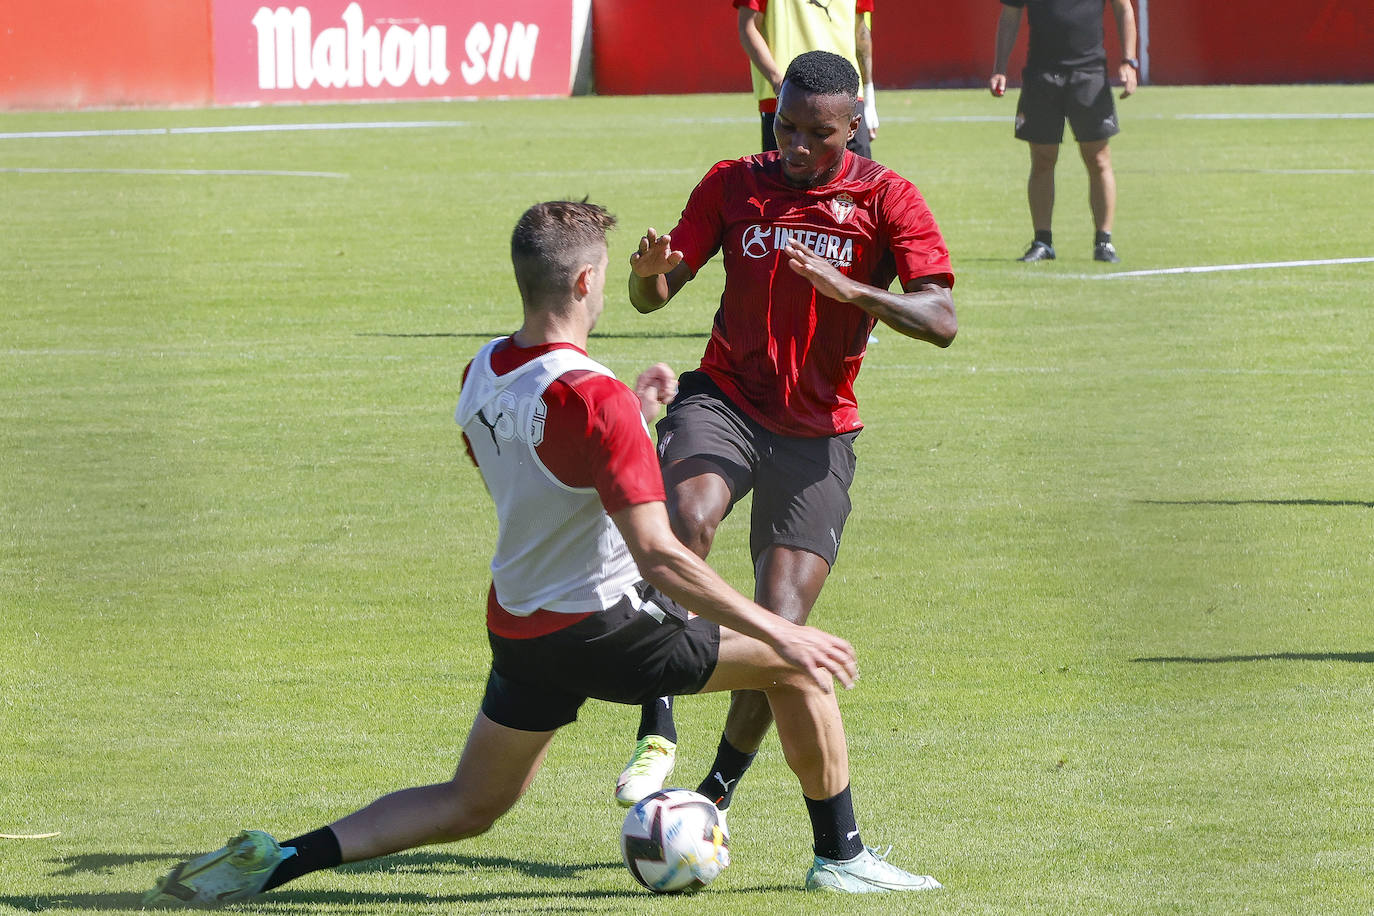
[2,84,1373,913]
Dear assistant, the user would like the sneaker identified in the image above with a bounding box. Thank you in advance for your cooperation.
[143,830,292,907]
[615,735,676,807]
[1094,241,1121,263]
[1018,240,1056,262]
[805,846,942,893]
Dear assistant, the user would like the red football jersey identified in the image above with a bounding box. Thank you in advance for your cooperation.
[669,150,953,437]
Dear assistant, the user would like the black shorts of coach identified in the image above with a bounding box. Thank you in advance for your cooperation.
[655,369,859,568]
[1015,64,1120,144]
[483,581,720,732]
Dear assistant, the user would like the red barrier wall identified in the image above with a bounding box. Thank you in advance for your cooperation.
[0,0,213,109]
[588,0,1371,93]
[591,1,744,95]
[2,1,1371,110]
[1147,0,1374,85]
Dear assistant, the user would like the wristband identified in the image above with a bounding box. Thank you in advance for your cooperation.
[863,82,879,130]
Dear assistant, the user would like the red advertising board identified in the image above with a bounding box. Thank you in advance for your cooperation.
[0,0,212,109]
[212,0,573,104]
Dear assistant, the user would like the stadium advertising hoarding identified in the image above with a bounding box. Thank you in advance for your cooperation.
[212,0,575,104]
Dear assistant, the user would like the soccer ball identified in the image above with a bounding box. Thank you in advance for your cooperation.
[620,788,730,893]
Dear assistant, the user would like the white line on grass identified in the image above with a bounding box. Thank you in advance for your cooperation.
[0,121,470,141]
[860,363,1373,377]
[1175,112,1374,120]
[0,167,346,178]
[1255,168,1374,175]
[1070,257,1374,279]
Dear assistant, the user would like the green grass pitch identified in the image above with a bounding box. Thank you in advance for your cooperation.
[2,83,1373,914]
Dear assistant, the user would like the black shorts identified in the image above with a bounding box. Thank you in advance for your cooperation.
[481,581,720,732]
[656,370,858,567]
[1015,65,1120,144]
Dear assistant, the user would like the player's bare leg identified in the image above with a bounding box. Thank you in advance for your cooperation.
[146,714,556,904]
[699,545,829,813]
[662,458,735,558]
[701,626,849,800]
[1080,138,1121,261]
[619,458,735,805]
[704,627,941,892]
[1019,142,1060,261]
[1027,141,1059,232]
[331,712,554,861]
[724,546,831,751]
[1079,138,1114,234]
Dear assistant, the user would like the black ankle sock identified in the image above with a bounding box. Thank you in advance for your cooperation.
[262,826,343,891]
[1095,230,1112,245]
[696,736,756,809]
[1034,229,1053,246]
[637,696,676,743]
[805,785,864,861]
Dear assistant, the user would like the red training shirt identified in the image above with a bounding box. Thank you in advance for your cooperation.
[668,150,954,437]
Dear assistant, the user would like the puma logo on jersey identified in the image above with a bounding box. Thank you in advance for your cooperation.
[748,195,770,215]
[806,0,835,21]
[474,407,506,454]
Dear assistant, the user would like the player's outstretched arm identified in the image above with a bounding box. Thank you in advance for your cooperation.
[783,238,957,347]
[628,228,691,314]
[610,501,857,690]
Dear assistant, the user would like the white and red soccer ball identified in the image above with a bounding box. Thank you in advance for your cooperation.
[620,789,730,893]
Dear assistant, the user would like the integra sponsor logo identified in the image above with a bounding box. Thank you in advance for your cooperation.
[741,224,854,267]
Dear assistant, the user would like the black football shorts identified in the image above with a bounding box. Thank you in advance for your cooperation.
[655,370,858,568]
[482,581,720,731]
[1015,65,1121,144]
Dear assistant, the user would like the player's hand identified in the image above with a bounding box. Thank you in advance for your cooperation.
[777,623,858,691]
[633,362,677,423]
[989,73,1007,97]
[784,238,858,302]
[630,228,684,278]
[1118,64,1138,98]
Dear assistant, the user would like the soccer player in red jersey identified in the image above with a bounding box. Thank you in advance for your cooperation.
[143,200,942,905]
[622,50,957,822]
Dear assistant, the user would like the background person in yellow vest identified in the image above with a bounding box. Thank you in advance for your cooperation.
[735,0,879,159]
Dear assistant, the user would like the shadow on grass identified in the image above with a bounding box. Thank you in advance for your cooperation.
[334,850,620,879]
[50,853,174,877]
[357,331,709,340]
[1136,498,1374,508]
[1133,652,1374,664]
[8,849,795,912]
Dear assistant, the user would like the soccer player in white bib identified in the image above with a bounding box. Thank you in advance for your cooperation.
[142,200,941,905]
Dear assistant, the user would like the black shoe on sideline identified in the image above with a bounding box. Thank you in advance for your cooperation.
[1018,240,1056,262]
[1093,241,1121,263]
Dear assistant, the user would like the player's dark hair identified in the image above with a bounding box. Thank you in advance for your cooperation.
[782,50,859,101]
[510,199,616,310]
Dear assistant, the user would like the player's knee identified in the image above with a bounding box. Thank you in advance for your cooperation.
[431,787,511,841]
[1029,145,1059,172]
[668,502,719,555]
